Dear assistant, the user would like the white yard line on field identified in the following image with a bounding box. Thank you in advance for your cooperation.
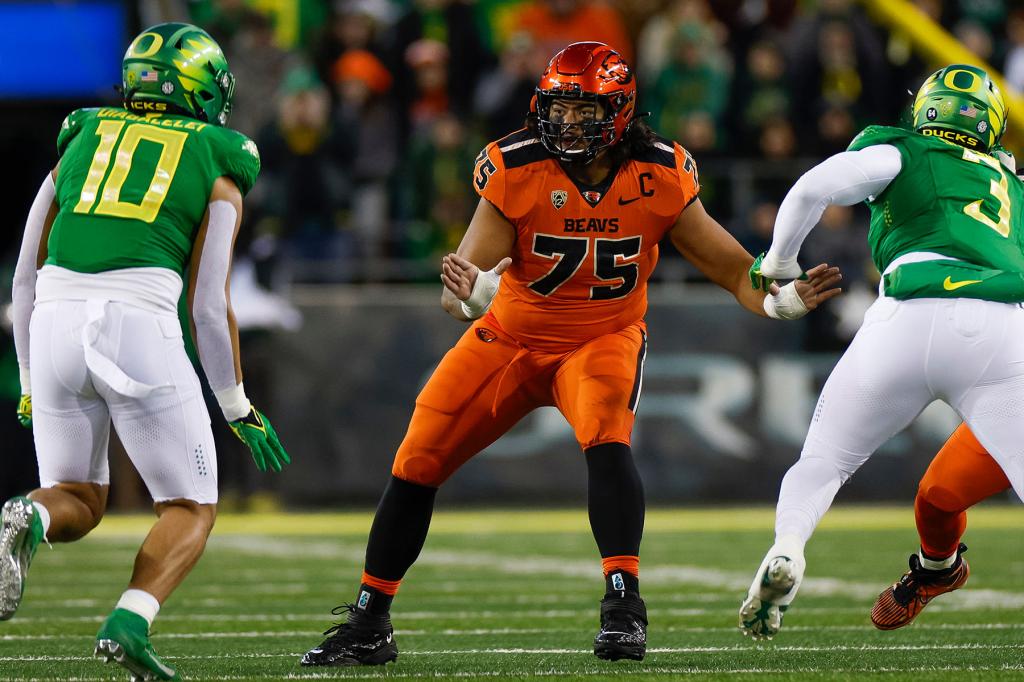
[211,536,1024,610]
[4,642,1024,661]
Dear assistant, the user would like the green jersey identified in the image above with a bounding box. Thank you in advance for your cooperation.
[848,126,1024,278]
[49,107,260,276]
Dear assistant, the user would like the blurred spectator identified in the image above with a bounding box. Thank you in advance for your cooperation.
[333,50,400,258]
[405,39,453,138]
[474,32,547,141]
[396,114,481,263]
[648,22,731,149]
[635,0,719,84]
[391,0,494,135]
[253,67,357,279]
[225,11,295,139]
[197,0,256,46]
[815,104,858,156]
[733,39,791,150]
[312,0,396,91]
[737,200,779,257]
[1007,9,1024,93]
[788,0,888,134]
[954,19,995,62]
[514,0,634,63]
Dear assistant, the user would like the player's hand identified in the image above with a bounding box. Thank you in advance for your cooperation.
[16,393,31,429]
[229,406,290,472]
[441,253,512,301]
[793,263,842,312]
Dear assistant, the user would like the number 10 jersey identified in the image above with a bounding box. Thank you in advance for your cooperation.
[49,107,260,276]
[473,128,700,352]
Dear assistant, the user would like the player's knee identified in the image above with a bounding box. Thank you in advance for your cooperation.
[45,482,107,540]
[392,452,449,488]
[917,481,968,514]
[154,499,218,536]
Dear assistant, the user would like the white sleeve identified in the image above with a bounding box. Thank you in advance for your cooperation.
[192,200,250,421]
[12,174,55,394]
[765,144,902,271]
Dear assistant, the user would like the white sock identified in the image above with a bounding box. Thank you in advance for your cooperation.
[116,589,160,627]
[31,501,50,538]
[919,548,957,571]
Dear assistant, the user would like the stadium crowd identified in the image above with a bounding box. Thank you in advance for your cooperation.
[166,0,1024,292]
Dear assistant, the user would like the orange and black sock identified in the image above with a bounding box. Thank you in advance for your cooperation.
[358,475,438,616]
[603,556,640,595]
[585,443,645,596]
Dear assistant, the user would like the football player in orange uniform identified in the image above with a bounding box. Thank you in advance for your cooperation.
[870,422,1008,629]
[301,42,841,667]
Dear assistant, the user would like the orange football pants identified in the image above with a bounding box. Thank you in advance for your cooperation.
[392,315,647,487]
[916,423,1010,558]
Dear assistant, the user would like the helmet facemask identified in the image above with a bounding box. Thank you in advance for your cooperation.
[536,91,626,164]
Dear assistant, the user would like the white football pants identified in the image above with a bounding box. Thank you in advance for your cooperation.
[776,295,1024,542]
[30,300,218,504]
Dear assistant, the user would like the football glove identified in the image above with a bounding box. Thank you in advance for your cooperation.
[749,253,775,291]
[16,394,31,429]
[228,407,290,472]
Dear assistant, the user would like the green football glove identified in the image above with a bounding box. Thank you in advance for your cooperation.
[16,394,31,429]
[228,407,290,472]
[749,252,775,291]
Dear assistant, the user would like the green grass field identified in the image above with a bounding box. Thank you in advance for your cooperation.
[2,506,1023,681]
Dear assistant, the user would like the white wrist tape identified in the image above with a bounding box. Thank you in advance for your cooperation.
[460,266,503,319]
[763,282,809,320]
[760,251,803,280]
[19,366,30,396]
[214,381,251,422]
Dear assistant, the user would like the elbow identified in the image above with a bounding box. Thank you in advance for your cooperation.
[191,296,228,329]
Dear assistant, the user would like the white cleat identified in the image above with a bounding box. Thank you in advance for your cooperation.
[739,554,803,640]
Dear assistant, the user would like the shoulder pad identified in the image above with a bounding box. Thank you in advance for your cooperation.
[495,129,547,169]
[57,108,100,157]
[848,125,915,152]
[210,127,261,196]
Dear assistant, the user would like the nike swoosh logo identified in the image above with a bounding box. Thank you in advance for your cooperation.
[943,276,983,291]
[618,196,640,205]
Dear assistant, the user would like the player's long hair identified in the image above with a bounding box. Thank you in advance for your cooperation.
[525,114,657,167]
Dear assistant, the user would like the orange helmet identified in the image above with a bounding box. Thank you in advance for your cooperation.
[533,42,636,163]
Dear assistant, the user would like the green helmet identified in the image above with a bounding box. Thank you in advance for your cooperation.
[122,23,235,126]
[912,64,1008,151]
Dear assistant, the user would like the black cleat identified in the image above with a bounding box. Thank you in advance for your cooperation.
[593,592,647,661]
[300,604,398,667]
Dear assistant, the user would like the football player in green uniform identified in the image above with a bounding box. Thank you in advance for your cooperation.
[740,64,1024,639]
[0,23,289,680]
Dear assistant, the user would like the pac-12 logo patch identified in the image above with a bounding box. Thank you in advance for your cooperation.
[476,328,498,343]
[551,190,568,209]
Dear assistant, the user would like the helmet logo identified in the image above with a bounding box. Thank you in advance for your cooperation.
[599,52,633,85]
[127,32,164,59]
[551,190,568,209]
[161,81,175,95]
[977,120,988,133]
[125,71,139,88]
[940,100,953,116]
[926,107,937,120]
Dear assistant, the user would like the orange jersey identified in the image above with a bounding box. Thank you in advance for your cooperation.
[472,129,699,352]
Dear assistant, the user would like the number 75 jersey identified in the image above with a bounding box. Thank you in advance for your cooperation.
[473,129,700,352]
[48,107,259,276]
